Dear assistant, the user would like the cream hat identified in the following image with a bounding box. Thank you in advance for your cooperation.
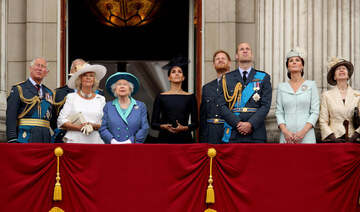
[327,57,353,86]
[67,63,106,89]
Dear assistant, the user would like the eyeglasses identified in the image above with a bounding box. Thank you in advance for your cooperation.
[34,64,47,70]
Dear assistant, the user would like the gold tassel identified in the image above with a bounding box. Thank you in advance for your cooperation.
[49,206,65,212]
[204,209,217,212]
[53,147,64,201]
[206,148,217,204]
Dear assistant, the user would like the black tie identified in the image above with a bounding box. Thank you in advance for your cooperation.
[243,71,247,82]
[35,84,42,99]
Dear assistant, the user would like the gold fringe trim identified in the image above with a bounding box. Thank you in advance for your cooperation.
[16,85,41,119]
[54,147,64,201]
[206,148,217,204]
[205,209,217,212]
[222,75,242,111]
[49,207,65,212]
[52,91,67,116]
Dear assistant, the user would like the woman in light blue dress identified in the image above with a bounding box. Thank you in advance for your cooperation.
[276,48,320,143]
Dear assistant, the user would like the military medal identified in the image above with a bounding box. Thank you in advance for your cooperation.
[252,81,261,102]
[45,110,51,119]
[45,93,53,103]
[253,93,260,102]
[301,84,308,91]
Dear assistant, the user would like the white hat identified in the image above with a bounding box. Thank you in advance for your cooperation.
[67,63,106,89]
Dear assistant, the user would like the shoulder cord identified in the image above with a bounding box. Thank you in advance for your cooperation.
[222,75,242,111]
[17,85,41,119]
[52,91,67,115]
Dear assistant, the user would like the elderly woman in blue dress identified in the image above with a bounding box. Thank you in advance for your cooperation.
[99,72,149,144]
[276,48,320,143]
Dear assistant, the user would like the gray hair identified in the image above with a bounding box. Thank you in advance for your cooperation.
[70,59,86,73]
[75,72,99,93]
[111,80,134,98]
[30,57,48,71]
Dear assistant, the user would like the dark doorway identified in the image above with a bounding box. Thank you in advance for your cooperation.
[68,0,189,62]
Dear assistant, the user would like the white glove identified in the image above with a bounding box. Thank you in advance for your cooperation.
[80,124,93,135]
[110,138,132,144]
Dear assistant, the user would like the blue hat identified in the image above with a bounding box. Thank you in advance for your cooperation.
[105,72,140,97]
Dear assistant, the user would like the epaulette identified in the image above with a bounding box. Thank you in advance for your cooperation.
[55,85,68,90]
[256,70,267,74]
[12,81,25,86]
[42,84,53,95]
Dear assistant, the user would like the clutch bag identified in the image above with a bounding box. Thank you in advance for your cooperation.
[67,112,86,125]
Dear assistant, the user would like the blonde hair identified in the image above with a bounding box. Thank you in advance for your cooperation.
[75,72,99,93]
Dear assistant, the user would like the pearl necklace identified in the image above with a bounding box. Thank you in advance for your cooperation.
[80,90,92,98]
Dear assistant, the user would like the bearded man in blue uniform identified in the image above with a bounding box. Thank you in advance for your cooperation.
[200,50,232,144]
[6,57,53,143]
[218,42,272,143]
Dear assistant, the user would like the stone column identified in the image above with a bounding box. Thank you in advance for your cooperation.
[203,0,237,85]
[257,0,360,141]
[0,0,7,142]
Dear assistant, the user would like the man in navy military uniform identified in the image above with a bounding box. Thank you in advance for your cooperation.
[50,59,104,142]
[218,42,272,143]
[6,57,54,143]
[200,50,232,144]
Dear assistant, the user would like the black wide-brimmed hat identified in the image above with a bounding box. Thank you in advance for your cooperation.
[327,57,354,86]
[162,57,190,70]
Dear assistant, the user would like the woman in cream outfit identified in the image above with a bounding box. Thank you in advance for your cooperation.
[319,57,360,142]
[57,63,106,143]
[276,48,320,143]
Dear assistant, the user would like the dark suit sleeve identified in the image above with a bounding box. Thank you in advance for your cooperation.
[151,95,161,130]
[6,86,21,142]
[50,90,58,130]
[217,74,241,127]
[247,73,272,130]
[199,86,207,142]
[187,94,198,131]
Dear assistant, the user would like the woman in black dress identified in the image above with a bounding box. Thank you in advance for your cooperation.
[151,57,198,143]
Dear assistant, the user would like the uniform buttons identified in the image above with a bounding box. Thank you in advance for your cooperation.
[215,115,218,117]
[216,105,219,107]
[117,128,120,130]
[126,135,129,138]
[126,128,129,130]
[117,135,120,138]
[207,100,210,102]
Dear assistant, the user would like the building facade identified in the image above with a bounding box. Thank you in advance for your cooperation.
[0,0,359,142]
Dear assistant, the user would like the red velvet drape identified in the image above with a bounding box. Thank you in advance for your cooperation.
[1,143,360,212]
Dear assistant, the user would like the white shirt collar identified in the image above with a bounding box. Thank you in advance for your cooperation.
[29,77,41,87]
[238,67,252,77]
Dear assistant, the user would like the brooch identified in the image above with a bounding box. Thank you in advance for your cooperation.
[253,93,261,102]
[134,105,139,110]
[301,84,308,91]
